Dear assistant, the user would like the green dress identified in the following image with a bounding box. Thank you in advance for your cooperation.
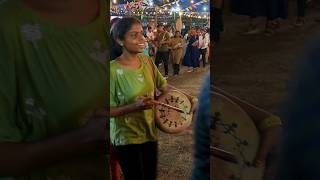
[110,55,167,146]
[0,0,108,179]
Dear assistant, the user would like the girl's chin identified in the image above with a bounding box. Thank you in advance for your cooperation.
[129,49,144,54]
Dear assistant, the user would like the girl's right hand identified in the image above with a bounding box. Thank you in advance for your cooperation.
[133,97,154,110]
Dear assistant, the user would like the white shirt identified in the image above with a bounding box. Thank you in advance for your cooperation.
[198,33,209,49]
[184,33,188,40]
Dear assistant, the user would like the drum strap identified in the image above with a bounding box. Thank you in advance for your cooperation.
[140,54,157,98]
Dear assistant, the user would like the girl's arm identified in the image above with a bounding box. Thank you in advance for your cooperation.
[110,97,154,117]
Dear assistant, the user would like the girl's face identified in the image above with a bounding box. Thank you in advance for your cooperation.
[121,23,147,54]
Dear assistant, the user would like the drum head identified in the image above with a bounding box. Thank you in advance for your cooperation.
[211,92,264,180]
[155,90,192,134]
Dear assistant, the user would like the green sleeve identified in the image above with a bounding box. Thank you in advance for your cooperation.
[0,30,22,142]
[150,60,167,90]
[109,66,118,107]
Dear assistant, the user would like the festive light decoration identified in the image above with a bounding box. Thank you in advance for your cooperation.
[110,0,209,21]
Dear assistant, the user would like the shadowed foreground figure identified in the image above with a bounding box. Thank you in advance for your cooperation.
[277,37,320,180]
[0,0,108,179]
[190,75,211,180]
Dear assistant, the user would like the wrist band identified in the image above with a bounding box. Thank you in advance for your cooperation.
[259,116,282,130]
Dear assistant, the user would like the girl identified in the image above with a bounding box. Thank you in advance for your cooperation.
[110,17,197,180]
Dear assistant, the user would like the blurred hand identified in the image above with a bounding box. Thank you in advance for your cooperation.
[133,96,154,110]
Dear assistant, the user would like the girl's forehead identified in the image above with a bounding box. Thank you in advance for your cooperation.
[129,23,143,30]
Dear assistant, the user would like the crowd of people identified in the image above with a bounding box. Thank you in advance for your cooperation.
[213,0,319,42]
[144,24,210,78]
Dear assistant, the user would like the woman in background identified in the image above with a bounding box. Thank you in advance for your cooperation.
[169,31,185,76]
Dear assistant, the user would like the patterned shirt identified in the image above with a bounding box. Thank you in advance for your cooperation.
[110,54,167,146]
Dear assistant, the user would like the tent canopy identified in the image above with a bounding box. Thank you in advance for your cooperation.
[112,0,209,14]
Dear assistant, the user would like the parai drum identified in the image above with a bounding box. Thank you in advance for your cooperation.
[211,92,264,180]
[155,90,193,134]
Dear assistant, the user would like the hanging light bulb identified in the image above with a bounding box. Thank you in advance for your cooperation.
[149,0,154,6]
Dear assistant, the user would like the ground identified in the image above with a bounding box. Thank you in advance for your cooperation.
[213,0,320,179]
[157,63,210,180]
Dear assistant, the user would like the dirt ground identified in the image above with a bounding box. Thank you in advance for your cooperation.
[213,0,320,179]
[157,63,210,179]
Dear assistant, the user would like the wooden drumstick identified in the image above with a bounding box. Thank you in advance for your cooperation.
[211,146,238,164]
[150,99,185,113]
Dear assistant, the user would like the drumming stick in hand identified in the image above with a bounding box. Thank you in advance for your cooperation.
[150,99,186,113]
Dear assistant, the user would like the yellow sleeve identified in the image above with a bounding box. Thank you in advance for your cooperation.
[109,62,118,107]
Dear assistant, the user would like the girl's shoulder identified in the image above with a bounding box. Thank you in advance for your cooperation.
[110,60,119,72]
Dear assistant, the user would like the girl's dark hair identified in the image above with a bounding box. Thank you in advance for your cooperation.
[110,17,141,60]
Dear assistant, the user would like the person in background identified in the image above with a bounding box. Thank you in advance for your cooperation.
[0,0,108,179]
[230,0,288,35]
[295,0,306,26]
[204,28,210,64]
[198,29,210,68]
[182,29,200,72]
[155,24,171,78]
[169,31,184,76]
[212,0,224,43]
[146,26,156,61]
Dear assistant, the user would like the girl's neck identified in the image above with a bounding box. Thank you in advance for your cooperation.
[118,50,139,65]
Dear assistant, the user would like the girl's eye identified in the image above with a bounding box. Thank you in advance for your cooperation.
[130,32,145,38]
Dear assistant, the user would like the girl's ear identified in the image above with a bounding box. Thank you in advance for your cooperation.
[116,39,124,47]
